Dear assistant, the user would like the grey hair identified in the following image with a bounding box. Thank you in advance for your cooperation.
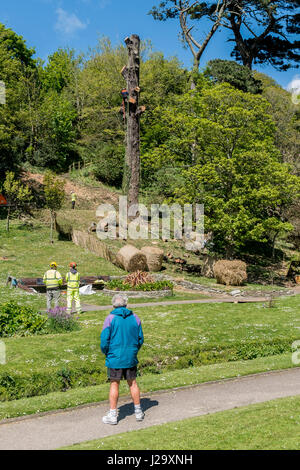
[112,294,128,308]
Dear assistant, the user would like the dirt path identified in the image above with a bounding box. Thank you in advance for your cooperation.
[0,368,299,450]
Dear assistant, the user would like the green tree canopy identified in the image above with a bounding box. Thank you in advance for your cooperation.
[141,83,300,253]
[1,172,33,231]
[0,23,37,180]
[204,59,262,94]
[150,1,300,71]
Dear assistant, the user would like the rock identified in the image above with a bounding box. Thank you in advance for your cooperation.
[230,289,242,296]
[185,241,203,252]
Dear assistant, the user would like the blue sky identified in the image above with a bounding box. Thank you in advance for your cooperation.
[2,0,299,89]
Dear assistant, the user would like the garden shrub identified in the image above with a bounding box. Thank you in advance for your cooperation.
[106,279,173,291]
[0,302,47,337]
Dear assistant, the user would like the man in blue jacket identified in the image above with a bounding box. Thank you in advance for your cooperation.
[100,294,144,425]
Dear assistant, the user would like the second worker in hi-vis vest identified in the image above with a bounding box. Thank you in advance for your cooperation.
[66,262,81,314]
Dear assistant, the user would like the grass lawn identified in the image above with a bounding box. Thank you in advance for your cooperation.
[0,220,290,313]
[1,293,299,402]
[1,220,299,413]
[63,395,300,450]
[0,219,123,311]
[0,220,209,310]
[0,354,297,420]
[81,290,210,307]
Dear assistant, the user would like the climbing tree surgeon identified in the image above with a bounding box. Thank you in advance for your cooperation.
[121,35,145,207]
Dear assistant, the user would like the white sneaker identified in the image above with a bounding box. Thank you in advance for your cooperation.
[102,411,117,425]
[135,410,145,421]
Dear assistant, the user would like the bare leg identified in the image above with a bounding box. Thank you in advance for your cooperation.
[109,380,120,409]
[127,379,141,405]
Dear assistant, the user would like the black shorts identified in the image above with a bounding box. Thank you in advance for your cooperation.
[107,367,137,381]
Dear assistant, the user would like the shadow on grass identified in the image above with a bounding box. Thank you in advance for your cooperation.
[118,398,159,422]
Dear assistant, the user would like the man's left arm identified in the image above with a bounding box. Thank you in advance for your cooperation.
[134,314,144,350]
[57,271,63,286]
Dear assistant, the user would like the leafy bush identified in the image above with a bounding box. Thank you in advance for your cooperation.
[47,307,80,332]
[91,143,124,187]
[106,279,173,291]
[0,302,47,337]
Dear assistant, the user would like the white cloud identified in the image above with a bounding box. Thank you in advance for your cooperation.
[287,75,300,105]
[55,8,87,36]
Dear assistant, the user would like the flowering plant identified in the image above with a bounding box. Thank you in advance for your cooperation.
[47,307,79,332]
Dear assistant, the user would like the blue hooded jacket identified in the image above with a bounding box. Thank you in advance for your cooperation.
[100,307,144,369]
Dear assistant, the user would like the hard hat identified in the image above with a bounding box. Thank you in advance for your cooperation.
[50,261,57,268]
[69,262,77,268]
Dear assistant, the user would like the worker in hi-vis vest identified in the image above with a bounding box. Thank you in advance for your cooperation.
[43,262,63,311]
[71,192,76,210]
[66,262,81,314]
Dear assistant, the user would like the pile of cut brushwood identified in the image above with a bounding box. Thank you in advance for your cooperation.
[106,271,173,292]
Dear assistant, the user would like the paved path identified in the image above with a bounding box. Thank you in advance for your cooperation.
[0,368,299,450]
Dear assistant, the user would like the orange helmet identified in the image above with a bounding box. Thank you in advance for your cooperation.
[69,262,77,268]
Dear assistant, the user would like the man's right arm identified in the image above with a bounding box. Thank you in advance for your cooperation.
[100,314,113,355]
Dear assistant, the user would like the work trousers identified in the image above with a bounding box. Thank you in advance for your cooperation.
[47,289,60,311]
[67,289,81,314]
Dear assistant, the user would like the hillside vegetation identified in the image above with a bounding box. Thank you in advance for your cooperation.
[0,22,299,265]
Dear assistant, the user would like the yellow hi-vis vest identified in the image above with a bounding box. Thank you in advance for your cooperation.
[71,193,76,202]
[43,269,62,289]
[66,271,80,290]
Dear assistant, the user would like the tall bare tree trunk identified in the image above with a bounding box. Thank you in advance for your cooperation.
[121,35,142,207]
